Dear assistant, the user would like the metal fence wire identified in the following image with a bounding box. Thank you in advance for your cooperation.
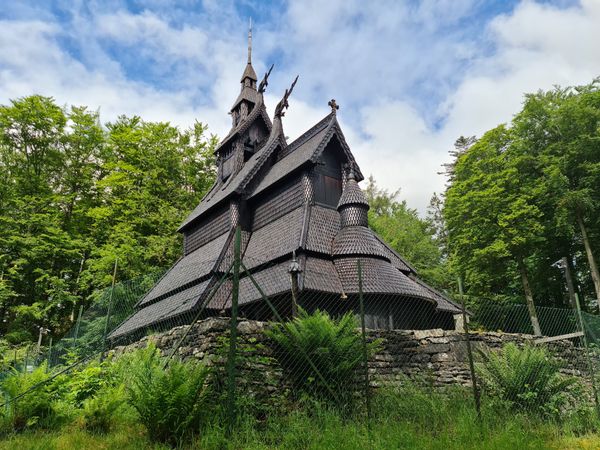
[3,226,600,430]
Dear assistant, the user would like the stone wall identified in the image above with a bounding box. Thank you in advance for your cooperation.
[110,318,588,394]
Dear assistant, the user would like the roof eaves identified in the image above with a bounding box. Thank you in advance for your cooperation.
[372,232,417,274]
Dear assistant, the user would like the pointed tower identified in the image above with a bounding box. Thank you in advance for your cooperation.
[231,20,258,126]
[215,21,271,183]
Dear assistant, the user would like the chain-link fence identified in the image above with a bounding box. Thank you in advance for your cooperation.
[3,226,600,431]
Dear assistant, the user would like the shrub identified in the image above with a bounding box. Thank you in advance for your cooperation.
[0,363,57,432]
[477,343,576,415]
[265,308,380,411]
[61,359,114,407]
[124,344,211,446]
[81,384,127,434]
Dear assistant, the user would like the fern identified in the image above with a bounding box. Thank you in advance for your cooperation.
[477,343,575,415]
[0,363,56,432]
[266,308,379,411]
[124,344,211,446]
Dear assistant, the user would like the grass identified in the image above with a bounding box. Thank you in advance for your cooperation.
[1,388,599,450]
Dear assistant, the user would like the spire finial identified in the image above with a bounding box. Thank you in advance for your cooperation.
[328,99,339,114]
[247,18,252,64]
[347,163,356,181]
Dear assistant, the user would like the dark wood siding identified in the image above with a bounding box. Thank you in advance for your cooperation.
[251,176,303,230]
[314,174,341,207]
[183,205,230,255]
[313,143,342,207]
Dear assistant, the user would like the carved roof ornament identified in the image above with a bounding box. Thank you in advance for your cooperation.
[328,99,339,114]
[274,75,299,118]
[258,63,274,94]
[288,250,302,274]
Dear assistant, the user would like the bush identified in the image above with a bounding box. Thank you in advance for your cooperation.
[124,344,211,446]
[477,343,576,415]
[81,384,127,434]
[0,363,57,432]
[265,308,380,411]
[59,359,114,407]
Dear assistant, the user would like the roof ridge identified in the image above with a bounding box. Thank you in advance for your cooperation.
[286,112,334,152]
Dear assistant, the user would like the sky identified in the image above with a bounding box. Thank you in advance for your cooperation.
[1,0,599,213]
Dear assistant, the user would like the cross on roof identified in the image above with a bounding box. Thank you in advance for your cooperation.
[328,99,339,113]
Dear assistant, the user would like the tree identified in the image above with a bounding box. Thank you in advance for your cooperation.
[0,96,217,342]
[445,126,543,335]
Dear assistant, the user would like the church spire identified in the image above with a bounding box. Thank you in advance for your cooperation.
[240,18,257,85]
[247,18,252,64]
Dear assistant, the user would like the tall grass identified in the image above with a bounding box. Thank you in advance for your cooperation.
[0,381,598,449]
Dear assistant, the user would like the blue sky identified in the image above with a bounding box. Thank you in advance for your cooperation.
[0,0,598,212]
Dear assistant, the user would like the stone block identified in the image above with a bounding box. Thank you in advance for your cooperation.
[418,344,450,354]
[431,352,453,362]
[413,329,444,340]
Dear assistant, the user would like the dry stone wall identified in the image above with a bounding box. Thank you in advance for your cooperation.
[110,318,588,394]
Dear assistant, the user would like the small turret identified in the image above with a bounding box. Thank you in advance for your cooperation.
[337,167,369,227]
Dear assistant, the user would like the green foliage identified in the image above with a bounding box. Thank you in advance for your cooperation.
[477,343,576,415]
[60,359,114,407]
[444,79,600,309]
[81,384,127,434]
[0,95,217,344]
[266,308,379,410]
[0,363,57,432]
[124,344,211,446]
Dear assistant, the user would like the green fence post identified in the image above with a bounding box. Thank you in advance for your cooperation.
[357,259,371,425]
[458,277,481,421]
[226,226,242,434]
[101,258,118,357]
[73,304,84,348]
[575,293,600,417]
[46,337,53,371]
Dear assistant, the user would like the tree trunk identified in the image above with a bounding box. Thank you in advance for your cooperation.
[576,210,600,311]
[517,256,542,336]
[563,256,577,309]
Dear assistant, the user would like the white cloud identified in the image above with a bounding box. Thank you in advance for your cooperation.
[1,1,599,216]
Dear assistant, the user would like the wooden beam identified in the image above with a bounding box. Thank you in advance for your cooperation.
[534,331,584,344]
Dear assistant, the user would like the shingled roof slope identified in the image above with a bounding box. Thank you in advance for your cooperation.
[372,233,415,274]
[110,280,211,339]
[138,232,229,306]
[244,207,304,269]
[250,113,363,198]
[179,114,284,231]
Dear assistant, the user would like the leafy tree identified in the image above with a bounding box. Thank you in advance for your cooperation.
[445,126,544,335]
[0,96,217,343]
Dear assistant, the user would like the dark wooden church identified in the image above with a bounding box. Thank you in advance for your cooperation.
[110,34,461,343]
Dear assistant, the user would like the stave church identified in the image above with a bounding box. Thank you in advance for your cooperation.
[110,30,462,343]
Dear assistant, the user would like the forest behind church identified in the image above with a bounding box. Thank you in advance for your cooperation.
[1,79,600,345]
